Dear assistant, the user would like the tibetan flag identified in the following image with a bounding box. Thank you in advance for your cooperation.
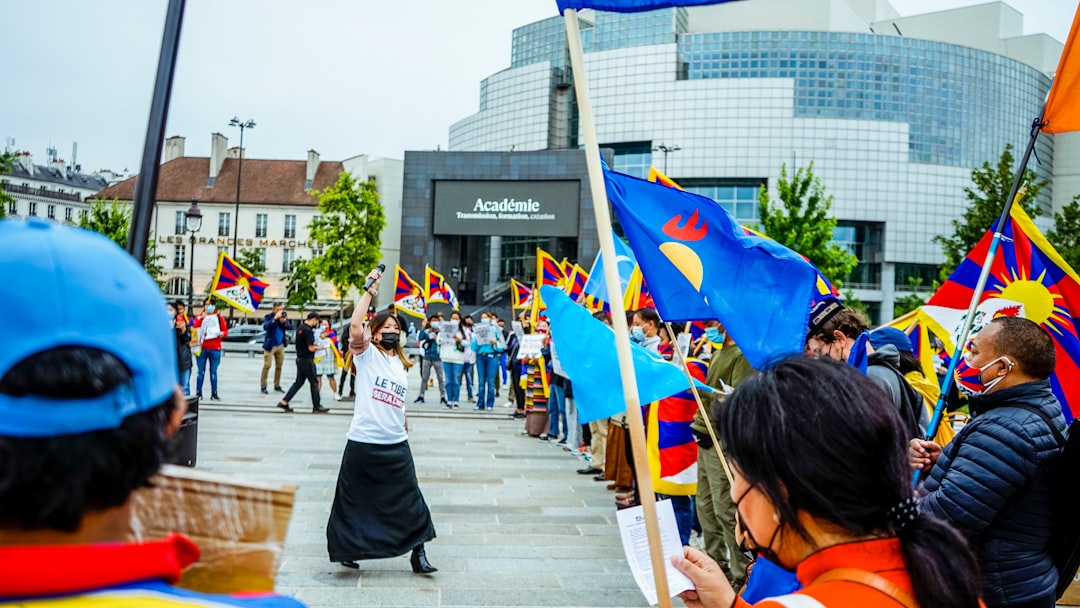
[393,265,426,319]
[211,252,268,314]
[511,279,533,310]
[648,166,683,190]
[582,231,637,306]
[646,356,708,495]
[559,258,575,282]
[923,205,1080,422]
[425,266,449,304]
[534,248,565,311]
[606,166,818,370]
[1042,4,1080,134]
[443,282,459,310]
[566,264,589,302]
[557,0,744,13]
[624,265,656,311]
[543,286,708,424]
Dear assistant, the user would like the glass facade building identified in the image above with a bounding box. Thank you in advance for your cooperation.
[449,2,1066,323]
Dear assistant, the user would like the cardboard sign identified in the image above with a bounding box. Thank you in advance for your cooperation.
[518,334,546,359]
[473,322,494,345]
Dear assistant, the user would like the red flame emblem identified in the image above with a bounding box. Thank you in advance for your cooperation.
[662,209,708,242]
[994,305,1023,318]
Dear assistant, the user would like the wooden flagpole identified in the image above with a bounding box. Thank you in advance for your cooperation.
[563,10,672,606]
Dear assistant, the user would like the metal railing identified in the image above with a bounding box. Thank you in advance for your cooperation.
[1,182,83,202]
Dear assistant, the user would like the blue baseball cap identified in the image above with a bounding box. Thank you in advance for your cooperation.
[870,326,914,354]
[0,219,178,437]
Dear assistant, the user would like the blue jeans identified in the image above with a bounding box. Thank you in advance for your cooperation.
[179,367,191,396]
[444,362,463,403]
[499,353,509,383]
[548,382,567,438]
[196,349,222,395]
[462,361,475,399]
[476,354,499,410]
[659,494,694,546]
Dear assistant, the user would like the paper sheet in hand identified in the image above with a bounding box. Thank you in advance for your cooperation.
[473,323,494,344]
[616,499,695,605]
[439,321,459,344]
[518,334,545,359]
[676,333,691,359]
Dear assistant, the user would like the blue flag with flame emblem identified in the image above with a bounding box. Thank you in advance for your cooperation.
[605,167,818,370]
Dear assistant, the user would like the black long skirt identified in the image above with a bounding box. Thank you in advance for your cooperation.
[326,439,436,562]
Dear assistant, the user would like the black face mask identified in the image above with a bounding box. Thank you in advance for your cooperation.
[378,332,400,351]
[734,484,790,571]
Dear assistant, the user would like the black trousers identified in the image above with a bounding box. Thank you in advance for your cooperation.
[283,358,320,408]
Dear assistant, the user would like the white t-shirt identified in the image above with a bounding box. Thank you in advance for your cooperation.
[346,344,409,445]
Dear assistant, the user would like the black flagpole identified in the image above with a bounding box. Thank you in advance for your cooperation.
[127,0,187,263]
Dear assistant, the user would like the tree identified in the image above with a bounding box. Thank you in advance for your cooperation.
[757,162,858,287]
[842,288,869,317]
[237,247,267,277]
[284,258,319,313]
[934,143,1047,281]
[0,151,16,219]
[1048,194,1080,274]
[308,171,385,319]
[893,277,928,319]
[78,198,165,283]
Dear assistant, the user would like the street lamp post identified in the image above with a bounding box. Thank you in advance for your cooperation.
[652,143,681,174]
[184,198,203,312]
[228,116,255,321]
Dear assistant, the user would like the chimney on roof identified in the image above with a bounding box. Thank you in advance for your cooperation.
[49,159,66,172]
[209,132,228,186]
[18,152,33,174]
[227,146,244,159]
[164,136,185,162]
[305,150,320,189]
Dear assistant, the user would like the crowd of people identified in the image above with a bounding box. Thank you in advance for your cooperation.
[2,217,1072,608]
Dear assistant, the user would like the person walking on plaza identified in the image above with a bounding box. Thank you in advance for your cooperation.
[193,300,227,400]
[276,312,330,414]
[328,266,437,574]
[441,312,465,408]
[261,302,292,394]
[314,318,339,397]
[911,317,1066,608]
[0,219,305,608]
[472,312,506,411]
[415,314,448,406]
[460,315,476,403]
[337,325,357,401]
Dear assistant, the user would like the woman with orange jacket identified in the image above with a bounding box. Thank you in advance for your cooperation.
[674,356,982,608]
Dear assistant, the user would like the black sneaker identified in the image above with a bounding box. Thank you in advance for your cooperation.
[274,386,285,393]
[414,396,425,404]
[260,387,269,395]
[196,393,203,399]
[210,394,221,401]
[312,406,330,414]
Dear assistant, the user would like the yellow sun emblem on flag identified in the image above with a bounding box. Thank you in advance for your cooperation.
[989,269,1071,333]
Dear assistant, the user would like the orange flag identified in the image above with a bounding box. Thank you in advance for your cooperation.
[1043,4,1080,134]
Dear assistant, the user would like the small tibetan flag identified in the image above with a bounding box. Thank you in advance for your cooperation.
[211,252,268,314]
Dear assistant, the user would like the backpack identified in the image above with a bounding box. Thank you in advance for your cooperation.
[1009,403,1080,600]
[869,358,924,440]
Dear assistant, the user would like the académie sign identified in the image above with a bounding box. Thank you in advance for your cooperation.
[433,180,580,237]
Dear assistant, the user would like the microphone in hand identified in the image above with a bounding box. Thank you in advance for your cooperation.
[364,263,386,292]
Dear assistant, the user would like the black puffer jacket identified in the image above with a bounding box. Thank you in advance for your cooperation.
[921,380,1066,606]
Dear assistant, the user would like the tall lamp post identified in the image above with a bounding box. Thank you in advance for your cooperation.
[184,197,203,312]
[228,116,255,321]
[652,143,680,174]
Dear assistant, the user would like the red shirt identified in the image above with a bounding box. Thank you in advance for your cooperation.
[193,313,228,351]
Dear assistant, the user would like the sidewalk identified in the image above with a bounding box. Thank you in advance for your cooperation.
[190,353,650,608]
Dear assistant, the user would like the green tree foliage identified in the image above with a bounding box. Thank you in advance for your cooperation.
[0,151,16,218]
[842,288,869,318]
[1048,195,1080,275]
[237,247,267,277]
[934,144,1047,281]
[757,162,858,287]
[284,258,319,313]
[78,198,165,282]
[893,277,928,320]
[308,171,385,304]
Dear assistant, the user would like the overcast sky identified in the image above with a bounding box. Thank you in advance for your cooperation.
[1,0,1074,174]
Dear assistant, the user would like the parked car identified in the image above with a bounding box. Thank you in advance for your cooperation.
[221,325,266,344]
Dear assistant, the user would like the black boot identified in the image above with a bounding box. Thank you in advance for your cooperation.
[410,545,437,574]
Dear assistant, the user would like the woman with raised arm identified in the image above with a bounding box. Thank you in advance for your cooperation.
[674,356,982,608]
[326,267,437,574]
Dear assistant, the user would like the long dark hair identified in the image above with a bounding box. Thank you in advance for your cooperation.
[717,356,981,608]
[370,311,414,369]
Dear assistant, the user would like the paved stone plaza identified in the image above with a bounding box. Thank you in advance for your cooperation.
[191,349,650,607]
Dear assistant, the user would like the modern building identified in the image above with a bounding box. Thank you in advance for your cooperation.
[1,150,109,222]
[446,0,1078,323]
[94,134,403,315]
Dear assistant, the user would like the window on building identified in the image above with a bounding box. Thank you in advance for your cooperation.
[218,212,231,237]
[175,210,185,235]
[500,237,549,282]
[832,221,884,289]
[284,214,297,239]
[217,245,229,257]
[79,209,88,221]
[680,178,766,223]
[604,141,653,179]
[64,207,73,222]
[28,202,37,216]
[256,213,268,238]
[47,204,56,219]
[164,277,190,296]
[256,248,267,269]
[282,248,295,273]
[7,201,15,215]
[173,245,187,269]
[894,263,940,291]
